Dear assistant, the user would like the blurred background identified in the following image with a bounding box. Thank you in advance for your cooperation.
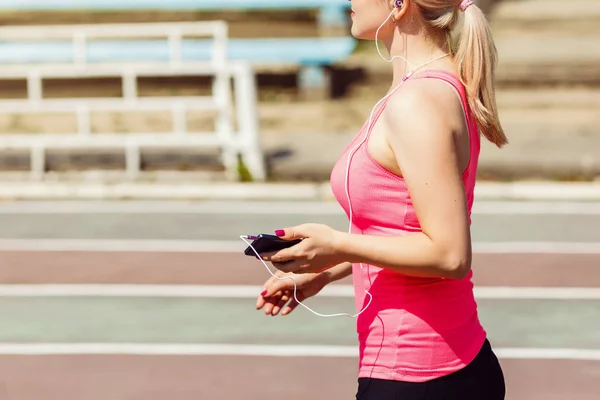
[0,0,596,182]
[0,0,598,399]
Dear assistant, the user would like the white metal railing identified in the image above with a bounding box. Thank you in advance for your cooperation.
[0,21,266,181]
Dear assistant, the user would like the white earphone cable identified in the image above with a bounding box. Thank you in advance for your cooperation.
[240,234,360,318]
[241,7,450,319]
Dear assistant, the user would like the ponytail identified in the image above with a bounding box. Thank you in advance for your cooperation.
[415,1,508,147]
[454,4,508,147]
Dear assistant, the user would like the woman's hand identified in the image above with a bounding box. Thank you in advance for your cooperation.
[260,224,347,274]
[256,270,329,316]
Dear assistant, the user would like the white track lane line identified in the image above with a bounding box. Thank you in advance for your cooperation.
[0,343,597,360]
[0,284,598,300]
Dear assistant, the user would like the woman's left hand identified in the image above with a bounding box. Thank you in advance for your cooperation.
[260,223,347,274]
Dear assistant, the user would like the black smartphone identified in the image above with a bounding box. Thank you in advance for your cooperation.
[244,234,302,257]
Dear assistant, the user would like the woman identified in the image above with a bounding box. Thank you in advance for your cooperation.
[255,0,507,399]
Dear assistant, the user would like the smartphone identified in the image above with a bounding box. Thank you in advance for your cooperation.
[244,234,302,257]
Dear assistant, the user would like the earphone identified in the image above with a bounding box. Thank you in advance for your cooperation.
[240,2,450,319]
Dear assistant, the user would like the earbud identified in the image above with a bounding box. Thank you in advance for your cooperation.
[394,0,403,8]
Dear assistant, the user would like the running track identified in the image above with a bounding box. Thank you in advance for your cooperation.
[0,200,599,399]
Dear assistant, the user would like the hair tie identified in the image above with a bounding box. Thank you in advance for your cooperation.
[459,0,474,12]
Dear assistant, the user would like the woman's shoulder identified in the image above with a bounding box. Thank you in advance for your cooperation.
[382,71,465,139]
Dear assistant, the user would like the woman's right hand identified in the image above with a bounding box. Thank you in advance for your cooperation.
[256,270,329,316]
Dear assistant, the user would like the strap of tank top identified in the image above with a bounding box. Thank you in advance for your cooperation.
[364,97,390,143]
[365,97,391,139]
[365,70,473,143]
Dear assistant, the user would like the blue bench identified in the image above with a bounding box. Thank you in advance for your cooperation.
[0,0,351,29]
[0,37,356,66]
[0,0,356,94]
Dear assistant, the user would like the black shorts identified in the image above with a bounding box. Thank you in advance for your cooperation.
[356,339,506,400]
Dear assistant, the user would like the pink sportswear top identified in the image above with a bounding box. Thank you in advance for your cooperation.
[330,70,486,382]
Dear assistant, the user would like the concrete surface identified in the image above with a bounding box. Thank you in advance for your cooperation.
[0,198,599,399]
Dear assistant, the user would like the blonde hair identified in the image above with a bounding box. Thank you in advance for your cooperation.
[414,1,508,147]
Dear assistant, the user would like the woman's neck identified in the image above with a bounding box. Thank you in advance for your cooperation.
[381,28,453,88]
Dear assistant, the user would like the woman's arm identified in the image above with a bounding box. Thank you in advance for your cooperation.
[321,261,353,284]
[337,80,472,280]
[266,80,472,280]
[337,231,469,280]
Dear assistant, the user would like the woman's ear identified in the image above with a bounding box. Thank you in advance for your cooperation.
[391,0,410,23]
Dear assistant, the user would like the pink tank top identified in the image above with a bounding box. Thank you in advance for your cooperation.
[330,70,486,382]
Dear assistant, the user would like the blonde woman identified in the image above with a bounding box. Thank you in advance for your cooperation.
[256,0,507,398]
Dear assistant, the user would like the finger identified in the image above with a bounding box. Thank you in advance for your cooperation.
[260,248,298,264]
[275,226,307,241]
[262,290,282,315]
[271,260,305,274]
[258,250,278,260]
[261,273,294,297]
[256,275,279,310]
[282,292,306,316]
[256,289,268,310]
[257,271,300,311]
[256,279,277,310]
[271,291,291,316]
[256,295,266,310]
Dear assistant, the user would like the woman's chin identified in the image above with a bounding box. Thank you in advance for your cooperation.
[350,26,376,41]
